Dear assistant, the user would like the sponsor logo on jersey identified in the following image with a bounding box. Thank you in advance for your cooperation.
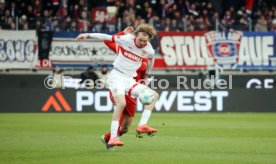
[120,47,144,62]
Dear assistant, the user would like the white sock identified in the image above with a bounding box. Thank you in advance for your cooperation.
[110,120,119,139]
[138,109,152,126]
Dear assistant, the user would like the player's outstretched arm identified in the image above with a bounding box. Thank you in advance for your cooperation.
[76,33,112,41]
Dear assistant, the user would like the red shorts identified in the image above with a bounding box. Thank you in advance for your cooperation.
[109,92,137,117]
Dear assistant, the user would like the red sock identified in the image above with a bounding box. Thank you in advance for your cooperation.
[104,132,111,142]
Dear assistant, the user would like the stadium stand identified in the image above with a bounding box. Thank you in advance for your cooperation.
[0,0,275,32]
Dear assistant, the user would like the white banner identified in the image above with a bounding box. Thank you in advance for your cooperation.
[0,30,37,68]
[49,38,116,64]
[158,31,276,69]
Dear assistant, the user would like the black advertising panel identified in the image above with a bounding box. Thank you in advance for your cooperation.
[0,75,275,112]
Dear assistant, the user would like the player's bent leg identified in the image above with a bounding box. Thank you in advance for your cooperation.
[144,90,159,112]
[136,89,159,137]
[108,94,126,147]
[112,94,126,120]
[120,114,133,135]
[101,114,126,150]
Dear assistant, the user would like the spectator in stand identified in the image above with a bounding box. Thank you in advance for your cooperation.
[77,10,91,32]
[188,3,199,17]
[3,9,11,22]
[149,15,163,31]
[35,19,42,31]
[1,9,15,30]
[255,15,268,31]
[52,0,60,16]
[121,15,132,29]
[0,0,4,18]
[0,0,276,32]
[266,10,274,31]
[52,18,61,31]
[237,6,247,18]
[19,15,29,30]
[17,1,26,18]
[170,19,180,31]
[33,0,41,18]
[10,2,17,20]
[186,15,195,31]
[221,10,235,30]
[238,12,250,31]
[210,11,219,30]
[42,10,52,30]
[26,5,34,19]
[163,17,171,31]
[195,16,209,31]
[271,19,276,31]
[127,7,136,24]
[26,5,36,29]
[206,2,214,18]
[67,20,77,32]
[146,7,153,21]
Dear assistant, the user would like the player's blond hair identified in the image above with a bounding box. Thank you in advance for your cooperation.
[134,24,157,40]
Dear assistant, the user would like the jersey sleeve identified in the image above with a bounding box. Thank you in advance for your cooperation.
[104,31,125,54]
[104,40,117,53]
[112,34,131,46]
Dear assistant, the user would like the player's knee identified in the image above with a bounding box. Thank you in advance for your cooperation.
[116,100,126,109]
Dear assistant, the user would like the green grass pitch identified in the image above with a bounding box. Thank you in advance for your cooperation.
[0,113,276,164]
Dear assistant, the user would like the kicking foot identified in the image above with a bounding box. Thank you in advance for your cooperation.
[108,137,124,147]
[136,124,157,138]
[101,135,115,150]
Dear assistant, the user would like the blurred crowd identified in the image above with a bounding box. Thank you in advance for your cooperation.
[0,0,275,32]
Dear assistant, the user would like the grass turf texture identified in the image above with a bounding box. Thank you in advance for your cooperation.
[0,113,276,164]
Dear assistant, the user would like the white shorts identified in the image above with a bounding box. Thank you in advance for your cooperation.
[107,69,147,97]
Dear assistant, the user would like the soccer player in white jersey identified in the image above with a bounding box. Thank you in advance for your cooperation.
[76,24,159,147]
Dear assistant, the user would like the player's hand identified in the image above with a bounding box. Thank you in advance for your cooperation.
[144,73,149,80]
[123,26,134,34]
[76,33,89,41]
[138,62,148,71]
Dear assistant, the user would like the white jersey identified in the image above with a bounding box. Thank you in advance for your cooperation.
[112,34,155,77]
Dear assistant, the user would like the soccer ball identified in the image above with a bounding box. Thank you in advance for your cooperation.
[139,89,155,105]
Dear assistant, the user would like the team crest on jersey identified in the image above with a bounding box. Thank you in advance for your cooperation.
[205,31,243,69]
